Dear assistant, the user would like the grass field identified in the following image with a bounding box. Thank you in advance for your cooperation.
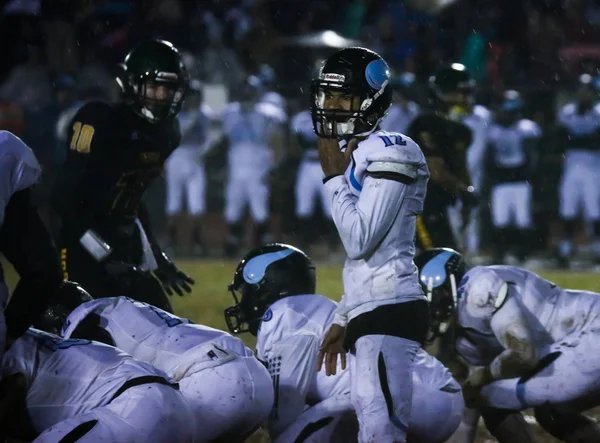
[4,259,600,442]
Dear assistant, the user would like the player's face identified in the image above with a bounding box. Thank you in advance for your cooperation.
[145,82,176,104]
[321,89,361,112]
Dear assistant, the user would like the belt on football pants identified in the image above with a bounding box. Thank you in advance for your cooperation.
[109,375,179,403]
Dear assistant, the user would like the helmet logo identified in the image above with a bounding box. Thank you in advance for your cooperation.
[322,73,345,83]
[261,309,273,322]
[243,249,294,284]
[365,59,390,90]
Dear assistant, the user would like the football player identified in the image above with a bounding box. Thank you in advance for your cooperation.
[225,243,464,443]
[407,63,478,251]
[0,131,64,363]
[222,75,286,257]
[311,47,430,443]
[415,247,600,442]
[486,90,541,264]
[52,287,273,442]
[164,79,218,257]
[2,289,195,442]
[50,39,194,313]
[556,73,600,268]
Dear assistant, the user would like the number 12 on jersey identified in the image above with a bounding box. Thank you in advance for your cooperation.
[379,134,407,147]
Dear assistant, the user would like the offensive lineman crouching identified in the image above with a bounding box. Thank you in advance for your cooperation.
[225,243,464,443]
[47,287,273,442]
[2,283,195,442]
[416,248,600,442]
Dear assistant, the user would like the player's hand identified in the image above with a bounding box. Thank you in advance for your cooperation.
[316,323,347,376]
[317,137,359,177]
[152,247,195,296]
[462,380,485,408]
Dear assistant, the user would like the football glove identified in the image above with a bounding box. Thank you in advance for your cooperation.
[152,246,195,296]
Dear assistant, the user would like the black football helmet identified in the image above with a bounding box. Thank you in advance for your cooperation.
[414,248,468,343]
[37,281,93,335]
[117,39,189,123]
[429,63,475,120]
[224,243,316,336]
[310,47,392,138]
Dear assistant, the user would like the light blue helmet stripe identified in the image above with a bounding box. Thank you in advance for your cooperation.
[420,250,454,289]
[243,249,294,284]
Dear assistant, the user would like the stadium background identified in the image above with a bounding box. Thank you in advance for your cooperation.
[2,0,600,441]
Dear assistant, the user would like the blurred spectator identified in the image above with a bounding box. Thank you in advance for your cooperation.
[0,44,52,110]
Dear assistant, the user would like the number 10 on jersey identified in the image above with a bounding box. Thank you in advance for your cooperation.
[70,121,95,153]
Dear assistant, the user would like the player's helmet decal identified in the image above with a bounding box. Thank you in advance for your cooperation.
[414,248,468,343]
[225,243,316,336]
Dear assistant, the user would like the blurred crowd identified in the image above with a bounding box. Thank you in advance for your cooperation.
[2,0,600,266]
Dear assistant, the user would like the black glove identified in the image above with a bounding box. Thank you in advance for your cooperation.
[152,246,195,296]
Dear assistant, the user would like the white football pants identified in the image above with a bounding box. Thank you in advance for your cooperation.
[180,354,274,441]
[34,383,196,442]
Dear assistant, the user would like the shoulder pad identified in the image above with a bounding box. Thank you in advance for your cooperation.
[0,131,41,192]
[517,119,542,138]
[255,102,287,123]
[459,266,509,315]
[364,131,425,165]
[560,103,577,117]
[473,104,492,123]
[75,101,114,121]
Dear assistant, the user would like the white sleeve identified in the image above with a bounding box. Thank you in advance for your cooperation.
[333,293,349,327]
[488,296,536,380]
[323,174,409,260]
[262,334,319,438]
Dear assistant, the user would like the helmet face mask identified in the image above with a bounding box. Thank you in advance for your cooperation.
[119,40,189,124]
[414,248,468,343]
[310,48,392,139]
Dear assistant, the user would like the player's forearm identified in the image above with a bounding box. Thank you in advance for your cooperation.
[137,201,159,247]
[323,176,405,260]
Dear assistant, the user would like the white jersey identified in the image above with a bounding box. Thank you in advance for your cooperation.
[221,101,283,169]
[558,102,600,164]
[2,328,170,434]
[62,297,253,380]
[456,265,600,366]
[257,294,457,438]
[488,119,541,169]
[0,130,41,227]
[380,102,421,134]
[323,131,428,325]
